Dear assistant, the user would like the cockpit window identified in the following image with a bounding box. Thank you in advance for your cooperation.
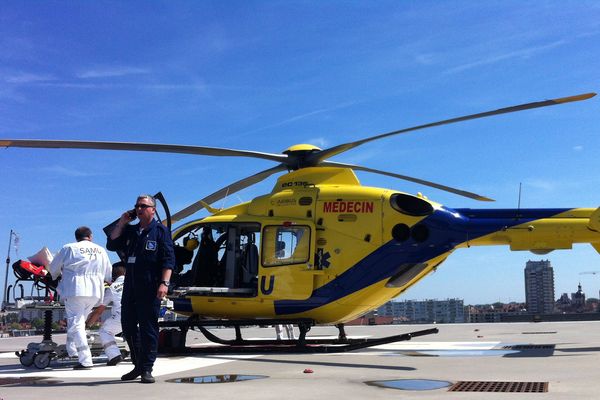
[262,225,310,267]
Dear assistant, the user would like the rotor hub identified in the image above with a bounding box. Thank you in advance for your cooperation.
[282,144,322,170]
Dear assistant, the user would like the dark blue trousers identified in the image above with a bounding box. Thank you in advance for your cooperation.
[121,294,160,373]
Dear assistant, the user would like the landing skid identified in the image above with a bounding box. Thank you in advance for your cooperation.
[158,317,438,354]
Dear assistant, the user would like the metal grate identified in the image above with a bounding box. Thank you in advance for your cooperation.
[449,381,548,393]
[502,344,555,350]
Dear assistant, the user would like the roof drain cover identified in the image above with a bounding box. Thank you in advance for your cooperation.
[166,375,268,384]
[449,381,548,393]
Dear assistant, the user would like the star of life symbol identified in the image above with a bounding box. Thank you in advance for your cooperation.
[316,248,331,269]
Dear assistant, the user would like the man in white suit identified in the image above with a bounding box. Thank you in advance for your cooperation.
[49,226,112,369]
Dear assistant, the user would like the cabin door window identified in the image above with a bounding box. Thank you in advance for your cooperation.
[262,225,310,267]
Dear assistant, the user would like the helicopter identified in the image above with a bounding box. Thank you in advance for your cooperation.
[2,92,600,352]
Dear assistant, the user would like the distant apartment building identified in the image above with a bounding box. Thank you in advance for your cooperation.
[524,260,555,314]
[16,302,66,323]
[377,298,465,323]
[466,302,526,323]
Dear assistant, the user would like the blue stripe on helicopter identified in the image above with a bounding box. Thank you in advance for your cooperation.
[274,207,572,315]
[172,297,193,313]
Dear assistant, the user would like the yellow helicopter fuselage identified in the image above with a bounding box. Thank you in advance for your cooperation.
[171,167,600,324]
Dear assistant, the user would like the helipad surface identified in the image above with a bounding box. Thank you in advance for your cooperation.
[1,321,599,399]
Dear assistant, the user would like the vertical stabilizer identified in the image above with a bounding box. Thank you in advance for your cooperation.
[587,207,600,254]
[588,207,600,232]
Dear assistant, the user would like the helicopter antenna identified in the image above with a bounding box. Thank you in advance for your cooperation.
[516,182,522,220]
[220,186,231,210]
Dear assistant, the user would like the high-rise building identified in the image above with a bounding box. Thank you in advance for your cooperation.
[524,260,555,314]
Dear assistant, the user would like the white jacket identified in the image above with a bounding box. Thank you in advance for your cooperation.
[49,240,112,301]
[102,275,124,317]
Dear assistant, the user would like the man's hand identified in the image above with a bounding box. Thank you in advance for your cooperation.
[110,211,135,239]
[157,283,168,299]
[86,305,106,327]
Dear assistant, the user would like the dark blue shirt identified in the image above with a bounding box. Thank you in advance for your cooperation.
[107,219,175,300]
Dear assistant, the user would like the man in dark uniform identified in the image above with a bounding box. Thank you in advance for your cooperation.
[107,194,175,384]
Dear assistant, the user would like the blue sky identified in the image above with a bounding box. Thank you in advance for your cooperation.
[1,1,599,305]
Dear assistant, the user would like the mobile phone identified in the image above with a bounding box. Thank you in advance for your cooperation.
[127,209,137,220]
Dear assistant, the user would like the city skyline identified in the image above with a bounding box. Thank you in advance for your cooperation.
[392,260,598,306]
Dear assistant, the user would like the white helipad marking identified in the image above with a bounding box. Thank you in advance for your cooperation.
[323,339,514,356]
[306,335,370,340]
[0,352,257,379]
[373,341,503,351]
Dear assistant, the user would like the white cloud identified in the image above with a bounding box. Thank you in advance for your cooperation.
[305,137,329,149]
[524,178,557,192]
[4,72,54,83]
[237,101,358,138]
[40,165,100,177]
[415,53,436,65]
[573,145,584,151]
[444,40,566,74]
[36,81,207,91]
[77,66,150,79]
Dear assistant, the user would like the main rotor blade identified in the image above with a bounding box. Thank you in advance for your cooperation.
[310,92,596,164]
[321,161,493,201]
[0,139,287,163]
[170,164,288,223]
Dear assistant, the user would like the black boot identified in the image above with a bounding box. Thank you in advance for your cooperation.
[121,368,141,381]
[107,355,123,366]
[121,332,141,381]
[141,371,155,384]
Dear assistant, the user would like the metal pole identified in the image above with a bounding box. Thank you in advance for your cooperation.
[3,230,13,311]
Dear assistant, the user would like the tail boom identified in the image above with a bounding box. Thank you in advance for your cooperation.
[456,207,600,254]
